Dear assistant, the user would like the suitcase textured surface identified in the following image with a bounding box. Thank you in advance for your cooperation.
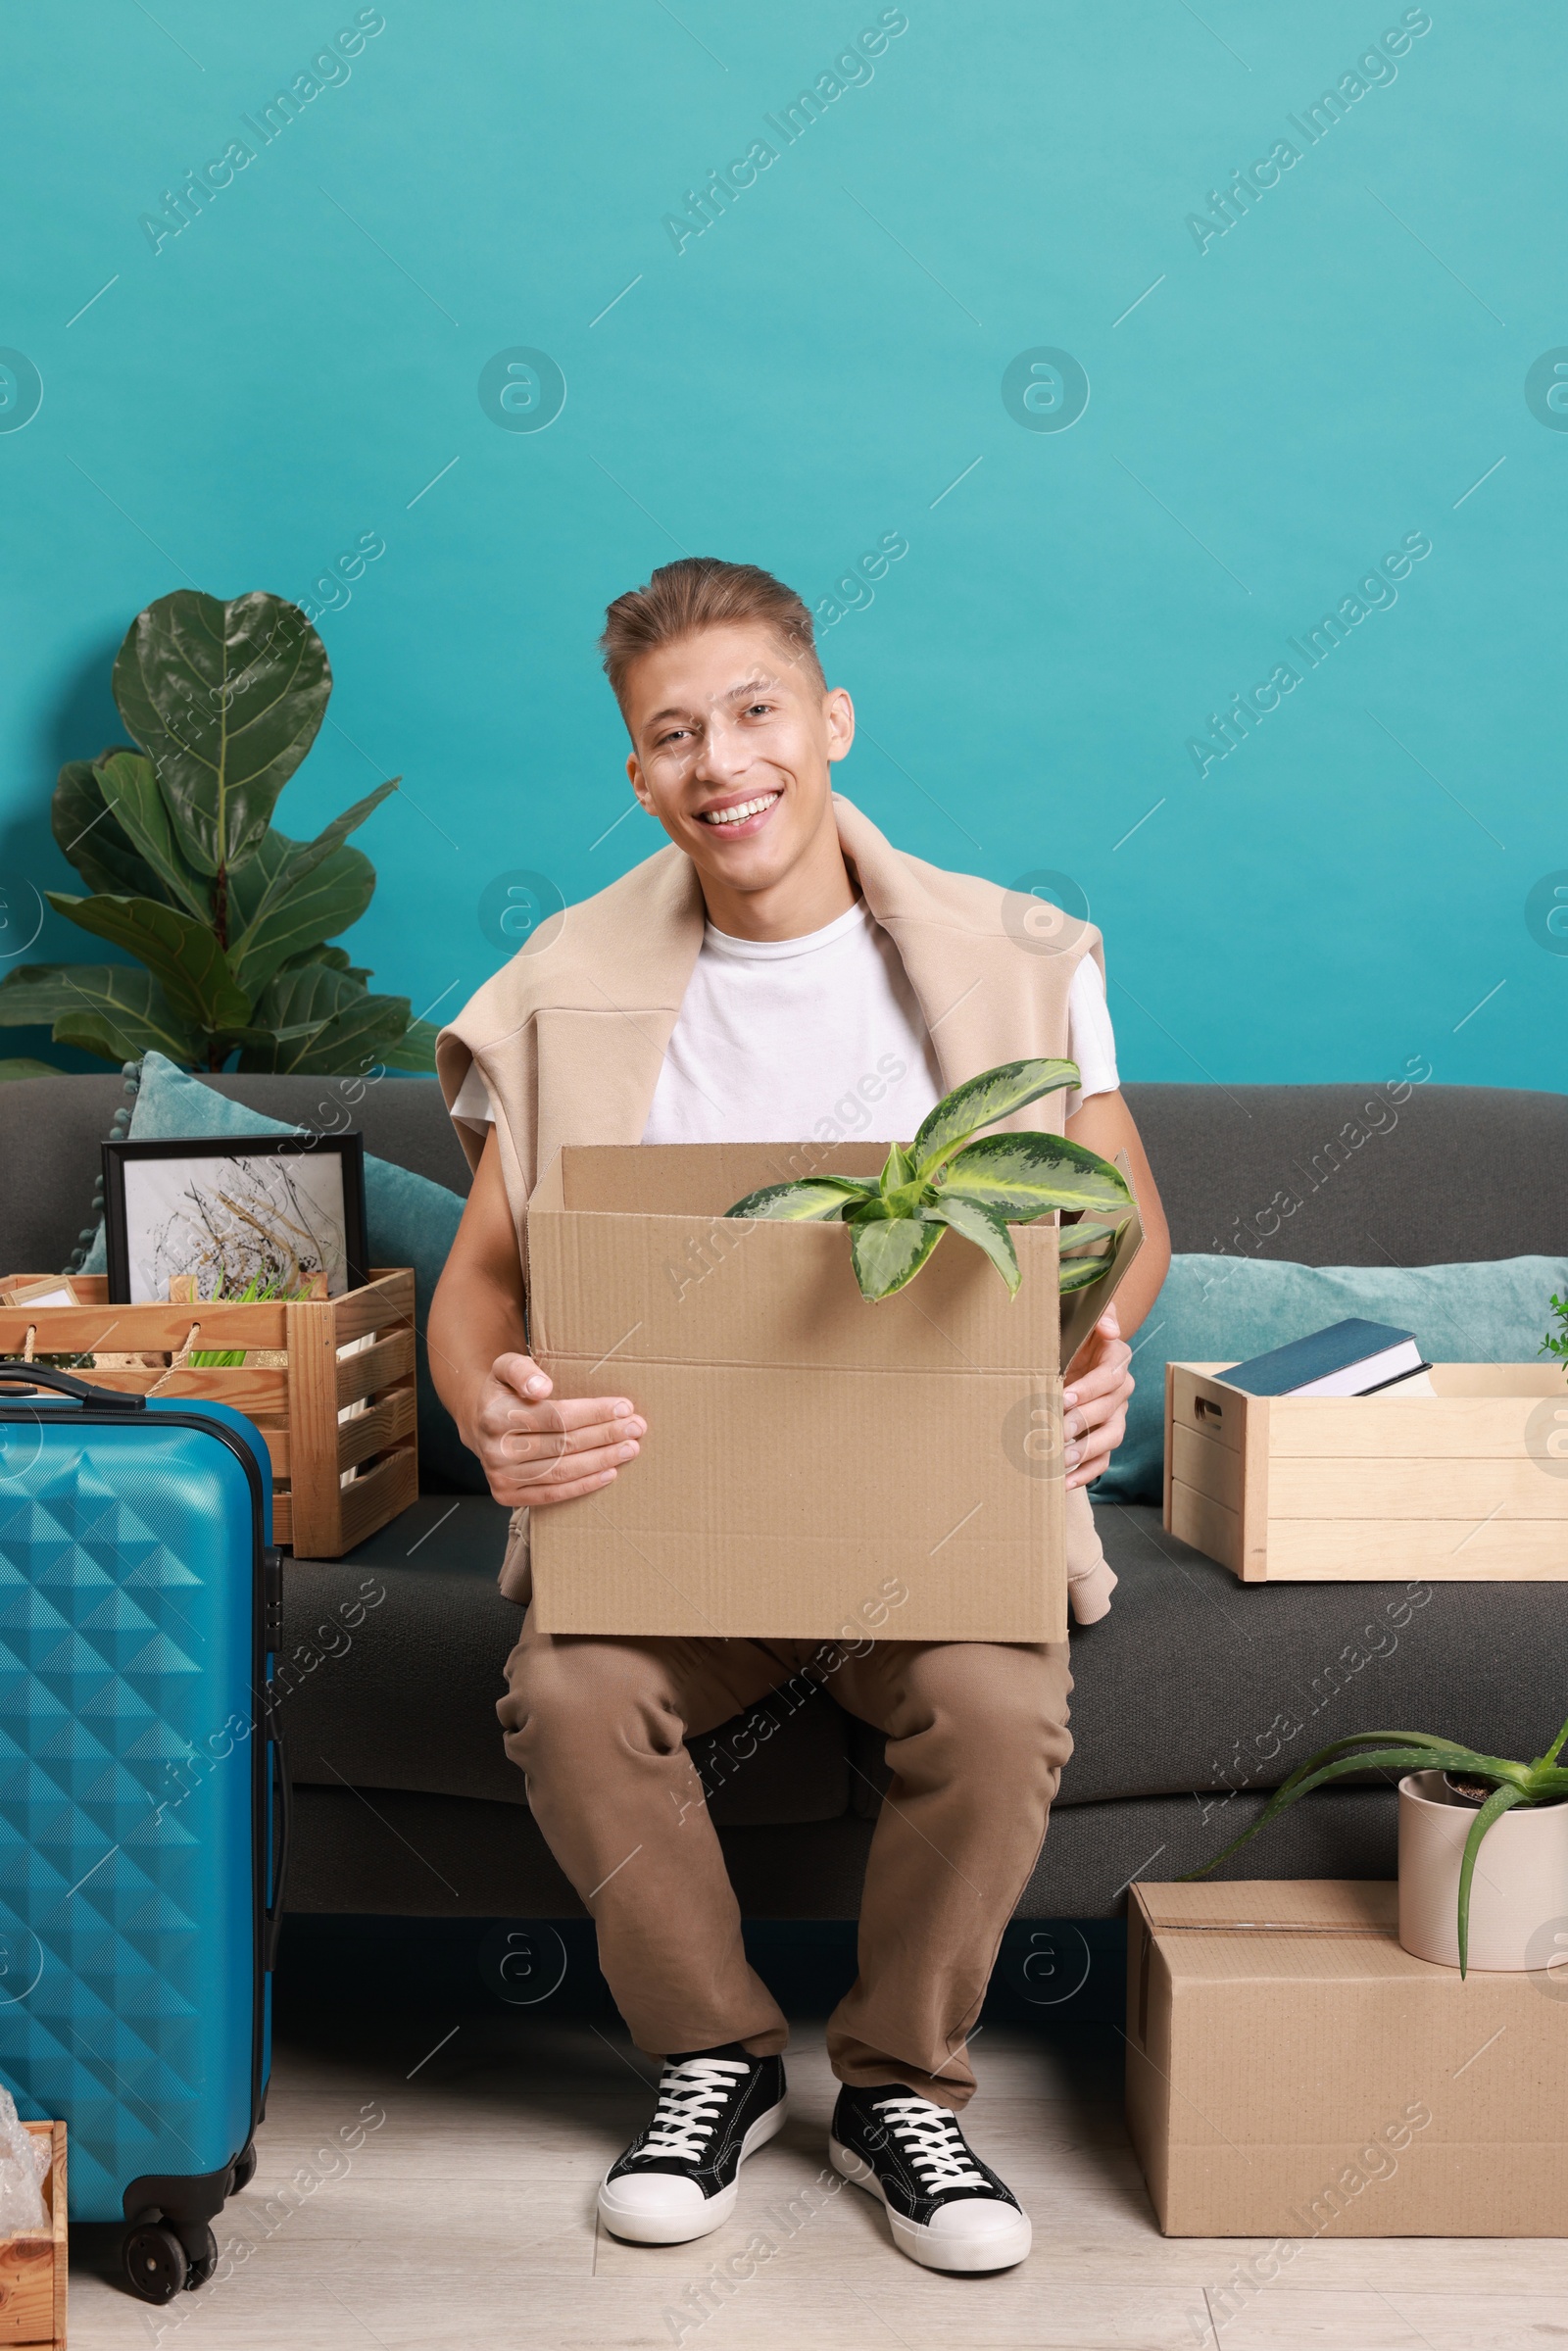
[0,1368,281,2239]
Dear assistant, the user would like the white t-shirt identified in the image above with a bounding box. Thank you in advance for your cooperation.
[451,899,1119,1141]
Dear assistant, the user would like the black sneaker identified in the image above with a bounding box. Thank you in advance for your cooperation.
[598,2043,788,2244]
[829,2082,1032,2271]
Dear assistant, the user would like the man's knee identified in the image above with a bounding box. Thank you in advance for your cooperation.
[499,1634,679,1772]
[910,1644,1073,1783]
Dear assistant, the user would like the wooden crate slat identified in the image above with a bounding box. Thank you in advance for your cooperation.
[271,1491,293,1546]
[1167,1478,1243,1577]
[337,1384,416,1473]
[1264,1517,1568,1579]
[1270,1456,1568,1520]
[337,1327,415,1408]
[329,1269,416,1345]
[1269,1396,1563,1459]
[1170,1422,1244,1516]
[0,1297,287,1351]
[334,1444,418,1553]
[285,1300,347,1559]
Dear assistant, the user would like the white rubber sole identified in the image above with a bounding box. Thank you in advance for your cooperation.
[829,2137,1033,2273]
[598,2095,788,2245]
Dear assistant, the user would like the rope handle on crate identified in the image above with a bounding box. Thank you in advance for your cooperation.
[146,1324,201,1395]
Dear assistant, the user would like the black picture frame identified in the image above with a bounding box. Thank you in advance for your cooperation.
[102,1133,369,1305]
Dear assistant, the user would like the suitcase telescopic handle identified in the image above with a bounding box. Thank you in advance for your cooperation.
[0,1359,146,1409]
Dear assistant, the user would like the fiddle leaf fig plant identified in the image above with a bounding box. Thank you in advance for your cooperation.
[1184,1713,1568,1977]
[0,590,438,1076]
[726,1057,1135,1302]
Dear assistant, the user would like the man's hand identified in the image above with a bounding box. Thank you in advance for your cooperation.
[1061,1304,1133,1491]
[466,1351,645,1508]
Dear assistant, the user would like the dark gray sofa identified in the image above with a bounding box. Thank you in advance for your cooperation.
[4,1072,1564,1923]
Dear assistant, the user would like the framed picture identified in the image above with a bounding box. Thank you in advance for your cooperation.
[102,1134,368,1305]
[0,1276,81,1310]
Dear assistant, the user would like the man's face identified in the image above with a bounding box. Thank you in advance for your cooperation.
[622,622,854,896]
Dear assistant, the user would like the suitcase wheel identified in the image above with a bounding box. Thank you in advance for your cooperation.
[122,2224,187,2303]
[231,2139,258,2193]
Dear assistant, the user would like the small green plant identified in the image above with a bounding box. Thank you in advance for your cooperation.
[725,1057,1134,1302]
[187,1268,302,1366]
[1185,1712,1568,1975]
[0,589,437,1076]
[1542,1291,1568,1364]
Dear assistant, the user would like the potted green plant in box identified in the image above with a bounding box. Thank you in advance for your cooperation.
[726,1057,1135,1301]
[0,589,436,1077]
[1185,1712,1568,1976]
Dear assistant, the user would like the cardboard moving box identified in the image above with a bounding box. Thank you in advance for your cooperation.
[1125,1879,1568,2237]
[1164,1361,1568,1582]
[525,1141,1137,1641]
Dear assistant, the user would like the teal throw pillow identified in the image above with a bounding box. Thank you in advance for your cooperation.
[1096,1251,1568,1506]
[83,1053,481,1497]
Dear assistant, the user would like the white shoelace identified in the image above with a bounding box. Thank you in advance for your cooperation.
[870,2095,989,2193]
[636,2057,751,2163]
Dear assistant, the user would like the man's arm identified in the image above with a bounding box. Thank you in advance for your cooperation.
[428,1126,646,1506]
[1054,1089,1172,1489]
[1062,1087,1171,1337]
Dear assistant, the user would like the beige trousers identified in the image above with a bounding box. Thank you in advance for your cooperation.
[498,1622,1073,2110]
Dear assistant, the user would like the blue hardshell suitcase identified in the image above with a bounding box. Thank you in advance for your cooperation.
[0,1362,289,2304]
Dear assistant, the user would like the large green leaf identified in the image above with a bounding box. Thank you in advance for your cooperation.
[0,1056,65,1081]
[0,962,199,1064]
[1456,1782,1527,1977]
[51,752,171,902]
[924,1194,1019,1295]
[380,1018,439,1073]
[225,781,396,992]
[940,1133,1134,1222]
[1058,1254,1112,1295]
[726,1177,878,1221]
[849,1213,945,1299]
[279,942,372,984]
[93,751,210,918]
[111,590,330,877]
[911,1058,1079,1179]
[239,960,412,1074]
[225,826,377,997]
[45,892,252,1031]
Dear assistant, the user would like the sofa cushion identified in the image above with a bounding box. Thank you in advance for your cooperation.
[1096,1249,1568,1503]
[279,1497,851,1829]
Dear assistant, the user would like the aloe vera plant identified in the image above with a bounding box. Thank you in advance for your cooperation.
[725,1057,1134,1302]
[1185,1713,1568,1976]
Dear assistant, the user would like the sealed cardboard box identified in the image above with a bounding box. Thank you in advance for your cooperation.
[1125,1879,1568,2237]
[524,1141,1072,1641]
[1164,1361,1568,1582]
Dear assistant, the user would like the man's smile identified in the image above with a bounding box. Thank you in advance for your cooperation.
[696,790,781,833]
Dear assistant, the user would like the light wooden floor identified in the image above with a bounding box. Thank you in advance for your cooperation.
[66,2011,1568,2350]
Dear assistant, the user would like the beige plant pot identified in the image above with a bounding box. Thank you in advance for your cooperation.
[1397,1769,1568,1971]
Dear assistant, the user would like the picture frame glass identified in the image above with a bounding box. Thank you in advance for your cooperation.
[104,1137,367,1304]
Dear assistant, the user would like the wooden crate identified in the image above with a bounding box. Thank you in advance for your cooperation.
[0,2121,66,2348]
[0,1270,417,1559]
[1164,1361,1568,1583]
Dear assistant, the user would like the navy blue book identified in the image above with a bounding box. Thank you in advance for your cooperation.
[1220,1317,1426,1398]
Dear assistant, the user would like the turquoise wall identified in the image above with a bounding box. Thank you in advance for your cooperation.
[2,1,1563,1090]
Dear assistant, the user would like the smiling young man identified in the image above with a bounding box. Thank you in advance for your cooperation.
[430,558,1170,2274]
